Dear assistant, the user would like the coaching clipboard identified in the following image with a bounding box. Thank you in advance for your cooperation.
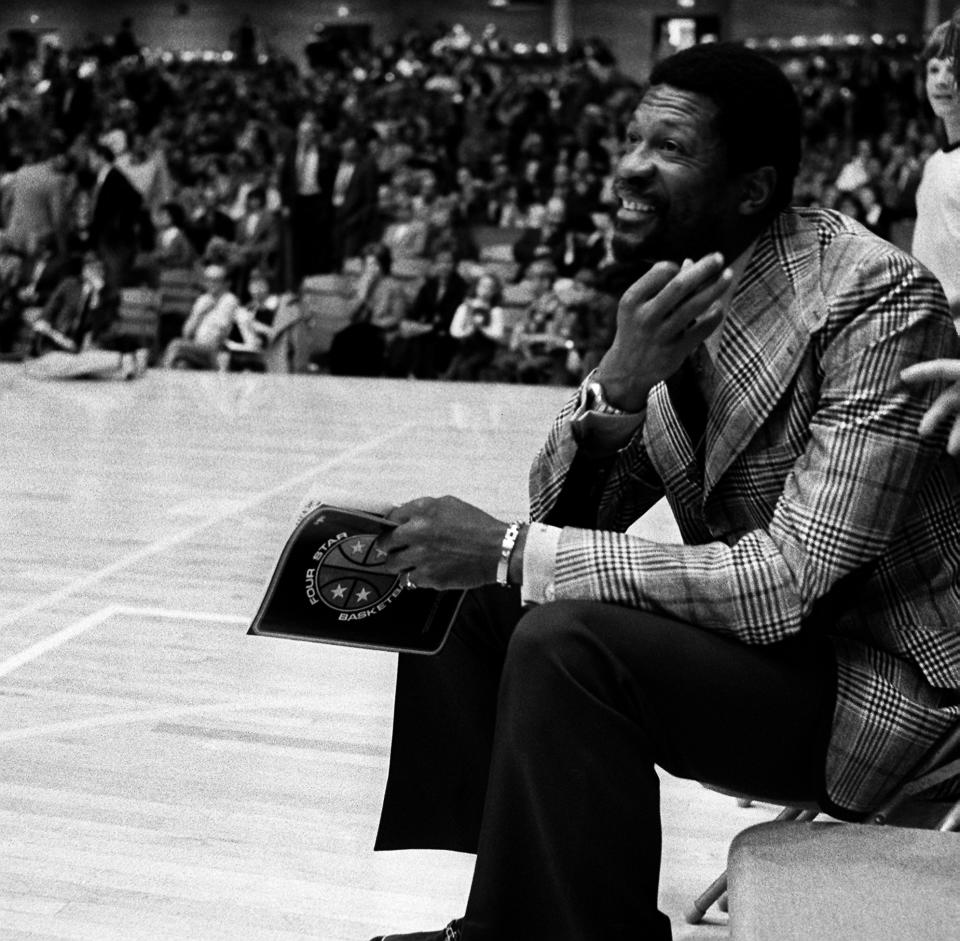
[248,504,464,654]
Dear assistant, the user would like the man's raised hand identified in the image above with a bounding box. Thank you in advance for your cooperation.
[595,253,732,412]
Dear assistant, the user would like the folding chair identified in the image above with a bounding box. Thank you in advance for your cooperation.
[685,720,960,925]
[293,277,357,372]
[226,293,305,373]
[113,287,161,362]
[158,267,200,354]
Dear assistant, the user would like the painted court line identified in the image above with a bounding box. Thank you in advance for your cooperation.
[0,605,321,744]
[0,605,121,681]
[0,604,247,681]
[118,605,250,626]
[0,694,338,745]
[0,422,415,631]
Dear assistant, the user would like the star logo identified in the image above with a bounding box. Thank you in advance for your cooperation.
[312,532,402,616]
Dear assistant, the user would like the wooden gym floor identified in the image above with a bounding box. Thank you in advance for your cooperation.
[0,364,775,940]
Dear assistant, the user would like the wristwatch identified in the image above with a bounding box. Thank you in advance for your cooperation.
[578,372,628,416]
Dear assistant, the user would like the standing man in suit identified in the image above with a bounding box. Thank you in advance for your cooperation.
[363,43,960,941]
[86,142,143,294]
[279,109,334,285]
[330,132,380,270]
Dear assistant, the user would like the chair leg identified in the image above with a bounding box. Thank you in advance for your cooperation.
[685,871,728,924]
[685,805,816,924]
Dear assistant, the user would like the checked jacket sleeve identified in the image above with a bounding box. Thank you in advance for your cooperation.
[528,234,960,647]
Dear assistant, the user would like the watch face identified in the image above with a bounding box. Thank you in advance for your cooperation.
[587,380,605,409]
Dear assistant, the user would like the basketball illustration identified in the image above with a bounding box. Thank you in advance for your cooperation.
[312,532,402,614]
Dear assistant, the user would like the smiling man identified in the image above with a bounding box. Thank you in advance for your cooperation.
[367,42,960,941]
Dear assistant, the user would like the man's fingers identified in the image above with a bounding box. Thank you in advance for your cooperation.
[619,261,680,312]
[683,303,725,349]
[902,360,960,386]
[918,388,960,437]
[948,416,960,457]
[655,252,730,316]
[662,272,732,340]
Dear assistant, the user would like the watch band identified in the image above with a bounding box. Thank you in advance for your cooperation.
[496,520,524,587]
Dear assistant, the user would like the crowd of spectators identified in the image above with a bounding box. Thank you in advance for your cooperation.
[0,17,948,382]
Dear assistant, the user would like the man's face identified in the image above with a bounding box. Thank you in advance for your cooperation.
[298,114,317,141]
[433,251,455,279]
[612,84,741,265]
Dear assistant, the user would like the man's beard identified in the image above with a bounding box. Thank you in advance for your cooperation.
[611,223,662,270]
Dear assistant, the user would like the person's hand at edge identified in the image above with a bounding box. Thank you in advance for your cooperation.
[902,359,960,455]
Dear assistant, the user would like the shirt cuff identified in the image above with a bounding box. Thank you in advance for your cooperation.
[520,521,563,606]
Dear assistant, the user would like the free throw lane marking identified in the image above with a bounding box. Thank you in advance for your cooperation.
[0,423,415,630]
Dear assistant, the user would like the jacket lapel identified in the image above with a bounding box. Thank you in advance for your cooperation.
[643,374,705,506]
[703,210,826,497]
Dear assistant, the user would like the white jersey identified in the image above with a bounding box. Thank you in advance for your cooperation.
[913,144,960,311]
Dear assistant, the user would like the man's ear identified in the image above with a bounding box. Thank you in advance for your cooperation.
[739,166,778,217]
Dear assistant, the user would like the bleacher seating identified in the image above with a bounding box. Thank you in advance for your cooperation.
[158,267,200,355]
[293,274,357,371]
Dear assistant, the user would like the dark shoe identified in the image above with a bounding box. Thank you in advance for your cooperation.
[370,919,462,941]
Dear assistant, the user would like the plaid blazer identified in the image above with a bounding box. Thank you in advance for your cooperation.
[529,207,960,815]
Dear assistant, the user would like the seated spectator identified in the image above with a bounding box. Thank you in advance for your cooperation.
[328,242,409,376]
[381,190,429,260]
[835,138,874,192]
[31,254,118,355]
[162,264,241,369]
[385,246,468,378]
[226,269,280,353]
[0,245,27,354]
[138,201,197,283]
[28,253,146,378]
[563,267,618,382]
[490,182,537,229]
[185,185,236,259]
[451,167,489,225]
[424,201,478,262]
[443,270,506,381]
[223,269,282,371]
[856,183,893,240]
[227,186,280,290]
[512,196,576,279]
[836,190,867,225]
[491,259,574,385]
[1,235,67,352]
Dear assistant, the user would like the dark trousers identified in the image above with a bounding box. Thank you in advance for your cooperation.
[376,587,836,940]
[289,194,332,284]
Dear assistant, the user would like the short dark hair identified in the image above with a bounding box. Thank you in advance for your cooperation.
[648,42,801,214]
[920,11,960,67]
[362,242,392,275]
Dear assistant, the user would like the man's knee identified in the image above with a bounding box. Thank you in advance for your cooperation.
[504,601,608,685]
